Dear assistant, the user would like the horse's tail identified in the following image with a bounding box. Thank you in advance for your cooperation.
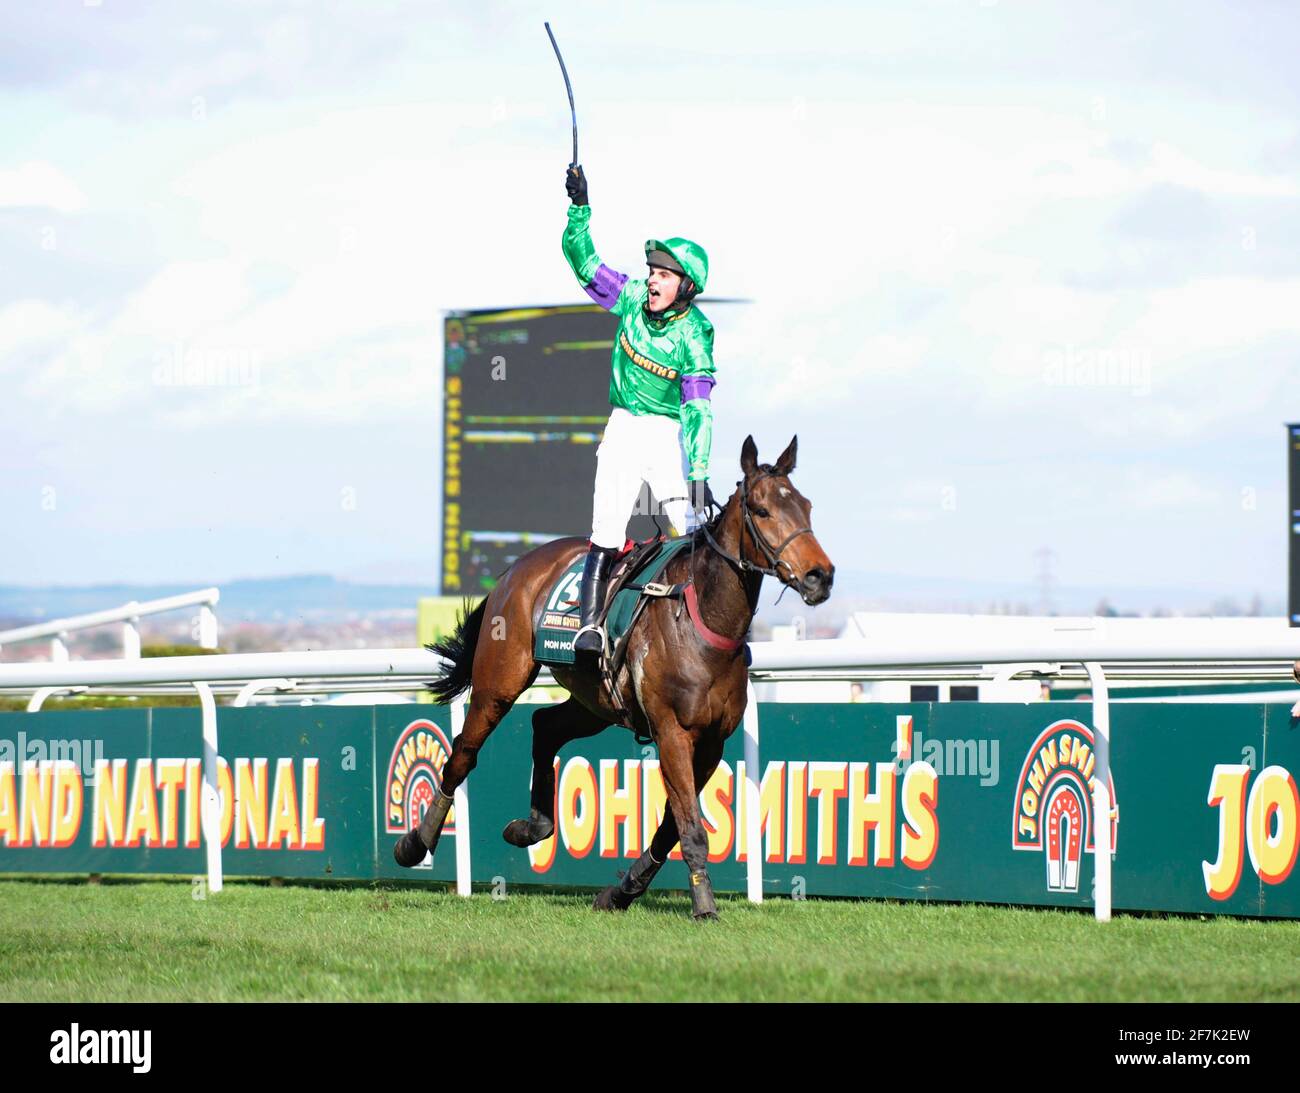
[424,597,488,704]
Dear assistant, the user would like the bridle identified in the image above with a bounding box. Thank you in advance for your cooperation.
[697,467,814,591]
[636,468,812,660]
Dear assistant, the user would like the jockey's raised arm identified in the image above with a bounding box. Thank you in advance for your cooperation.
[562,179,634,313]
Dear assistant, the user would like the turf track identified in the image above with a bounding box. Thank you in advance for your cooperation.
[2,879,1297,1002]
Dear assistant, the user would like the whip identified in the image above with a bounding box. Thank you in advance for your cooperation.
[544,21,579,168]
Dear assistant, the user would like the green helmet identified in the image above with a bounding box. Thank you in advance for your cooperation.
[645,236,709,296]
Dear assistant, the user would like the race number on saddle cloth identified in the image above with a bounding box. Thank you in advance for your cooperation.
[562,201,716,548]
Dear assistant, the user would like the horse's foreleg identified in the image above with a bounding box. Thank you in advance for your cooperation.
[504,698,611,847]
[652,722,720,920]
[393,649,539,869]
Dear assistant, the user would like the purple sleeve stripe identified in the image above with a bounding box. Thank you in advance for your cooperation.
[583,263,628,311]
[681,375,715,403]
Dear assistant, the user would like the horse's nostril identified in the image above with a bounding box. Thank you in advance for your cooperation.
[804,567,826,588]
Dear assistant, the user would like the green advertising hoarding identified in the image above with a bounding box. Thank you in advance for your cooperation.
[1,702,1296,917]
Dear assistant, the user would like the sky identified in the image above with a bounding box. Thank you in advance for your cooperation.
[1,0,1297,607]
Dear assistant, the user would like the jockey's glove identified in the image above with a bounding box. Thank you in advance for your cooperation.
[565,164,589,206]
[689,478,716,520]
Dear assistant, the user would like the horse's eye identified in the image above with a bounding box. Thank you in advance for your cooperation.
[753,507,770,518]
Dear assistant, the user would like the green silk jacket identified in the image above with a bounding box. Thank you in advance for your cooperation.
[562,203,716,481]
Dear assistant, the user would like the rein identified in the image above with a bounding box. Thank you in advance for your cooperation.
[657,468,814,651]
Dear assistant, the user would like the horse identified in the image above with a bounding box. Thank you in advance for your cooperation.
[393,434,834,918]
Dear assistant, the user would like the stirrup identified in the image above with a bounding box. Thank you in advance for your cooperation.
[571,622,606,653]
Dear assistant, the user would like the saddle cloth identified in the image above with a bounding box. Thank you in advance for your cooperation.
[534,534,695,667]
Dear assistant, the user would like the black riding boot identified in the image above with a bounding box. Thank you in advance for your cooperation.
[572,545,617,655]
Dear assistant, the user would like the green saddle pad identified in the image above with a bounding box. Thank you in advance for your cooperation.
[535,536,695,667]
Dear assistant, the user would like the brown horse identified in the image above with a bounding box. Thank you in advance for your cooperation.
[394,434,834,918]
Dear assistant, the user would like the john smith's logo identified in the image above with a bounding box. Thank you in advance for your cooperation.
[384,719,456,836]
[1012,719,1118,893]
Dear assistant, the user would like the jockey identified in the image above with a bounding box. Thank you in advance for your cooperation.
[561,163,718,656]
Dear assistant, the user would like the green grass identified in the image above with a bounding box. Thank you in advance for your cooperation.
[1,878,1297,1002]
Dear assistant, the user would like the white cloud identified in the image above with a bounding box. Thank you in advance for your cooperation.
[1119,467,1225,511]
[1146,142,1298,198]
[113,260,252,337]
[1126,277,1300,358]
[0,161,87,212]
[0,299,81,366]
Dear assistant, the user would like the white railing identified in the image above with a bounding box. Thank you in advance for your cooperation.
[3,620,1300,921]
[0,588,220,662]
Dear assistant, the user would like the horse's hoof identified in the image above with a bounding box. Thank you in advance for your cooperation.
[692,910,719,922]
[392,829,429,868]
[502,813,554,848]
[592,885,629,912]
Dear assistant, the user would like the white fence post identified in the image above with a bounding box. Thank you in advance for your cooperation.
[194,681,223,896]
[451,694,472,897]
[122,611,141,659]
[1083,661,1112,923]
[198,604,218,649]
[743,679,763,903]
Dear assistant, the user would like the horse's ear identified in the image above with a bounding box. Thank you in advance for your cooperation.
[774,435,797,476]
[740,435,758,476]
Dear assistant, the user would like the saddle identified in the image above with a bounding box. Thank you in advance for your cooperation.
[606,532,688,609]
[534,532,697,734]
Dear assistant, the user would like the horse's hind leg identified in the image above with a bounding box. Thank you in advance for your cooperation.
[592,810,679,911]
[504,697,611,847]
[393,650,540,868]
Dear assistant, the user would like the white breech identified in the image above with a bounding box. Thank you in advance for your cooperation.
[589,406,695,549]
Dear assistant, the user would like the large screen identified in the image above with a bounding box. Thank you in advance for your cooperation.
[441,304,679,596]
